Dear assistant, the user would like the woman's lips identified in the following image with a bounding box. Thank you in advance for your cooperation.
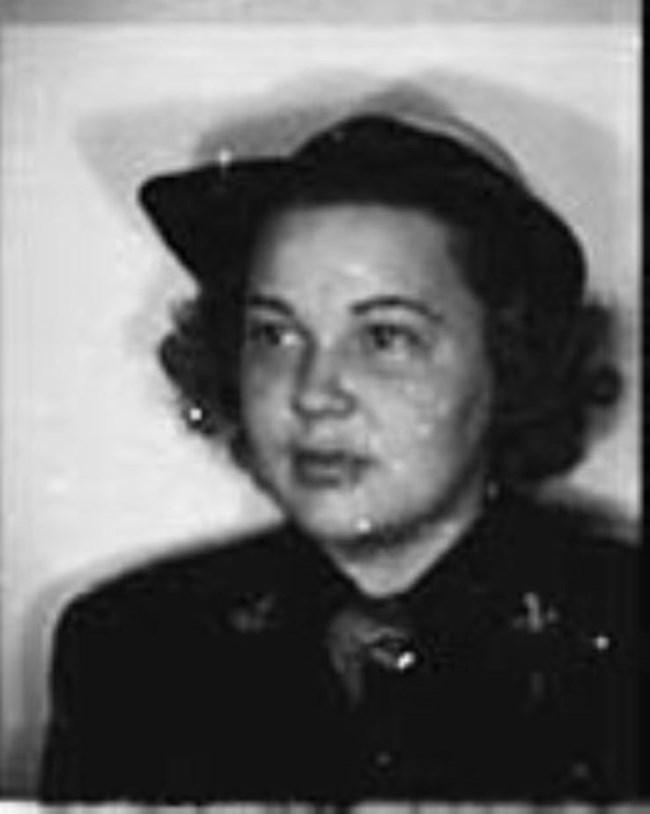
[291,448,372,488]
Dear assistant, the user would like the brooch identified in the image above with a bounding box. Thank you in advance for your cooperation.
[511,591,560,634]
[228,592,282,634]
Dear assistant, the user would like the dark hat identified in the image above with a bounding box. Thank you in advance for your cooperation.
[139,112,585,311]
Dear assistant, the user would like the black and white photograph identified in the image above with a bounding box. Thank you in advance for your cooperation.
[0,0,641,806]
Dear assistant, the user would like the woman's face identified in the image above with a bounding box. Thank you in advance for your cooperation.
[240,203,493,548]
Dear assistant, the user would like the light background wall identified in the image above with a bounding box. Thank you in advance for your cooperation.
[0,14,640,798]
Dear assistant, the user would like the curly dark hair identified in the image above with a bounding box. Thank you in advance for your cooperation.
[155,174,621,490]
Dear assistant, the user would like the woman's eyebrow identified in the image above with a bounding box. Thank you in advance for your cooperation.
[353,296,442,324]
[245,294,295,317]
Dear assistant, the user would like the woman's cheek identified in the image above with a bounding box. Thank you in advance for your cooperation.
[243,365,293,434]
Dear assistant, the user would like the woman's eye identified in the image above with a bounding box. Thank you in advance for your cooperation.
[361,323,425,356]
[245,320,300,350]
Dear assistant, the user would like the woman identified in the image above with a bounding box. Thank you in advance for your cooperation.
[40,109,639,802]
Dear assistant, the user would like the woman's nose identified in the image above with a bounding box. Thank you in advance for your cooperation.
[292,345,355,421]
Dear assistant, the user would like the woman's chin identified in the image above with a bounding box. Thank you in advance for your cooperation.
[287,501,377,547]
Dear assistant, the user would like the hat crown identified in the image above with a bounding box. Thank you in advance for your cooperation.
[295,113,523,186]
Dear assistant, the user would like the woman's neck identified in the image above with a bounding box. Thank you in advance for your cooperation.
[320,478,489,599]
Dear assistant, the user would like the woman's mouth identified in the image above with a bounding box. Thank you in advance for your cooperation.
[291,448,372,489]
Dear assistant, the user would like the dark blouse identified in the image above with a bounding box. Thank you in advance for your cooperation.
[40,494,641,803]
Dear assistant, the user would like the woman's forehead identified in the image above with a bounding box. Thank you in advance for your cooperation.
[247,202,475,311]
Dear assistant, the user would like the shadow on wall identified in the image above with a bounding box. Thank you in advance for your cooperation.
[78,67,639,433]
[5,68,639,797]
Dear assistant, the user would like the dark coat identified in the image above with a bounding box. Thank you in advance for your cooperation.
[39,495,640,803]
